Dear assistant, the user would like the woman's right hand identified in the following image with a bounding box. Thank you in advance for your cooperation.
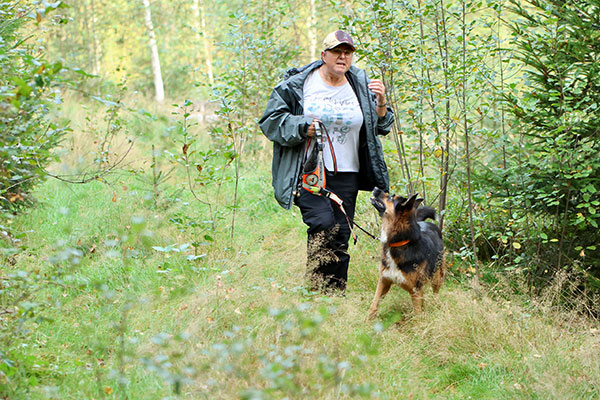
[307,118,321,137]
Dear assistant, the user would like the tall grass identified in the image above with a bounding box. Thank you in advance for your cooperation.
[1,98,598,399]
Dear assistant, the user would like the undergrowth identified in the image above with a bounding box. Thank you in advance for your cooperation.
[1,98,598,399]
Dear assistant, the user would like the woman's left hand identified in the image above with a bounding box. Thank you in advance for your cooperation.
[368,79,388,117]
[368,79,386,105]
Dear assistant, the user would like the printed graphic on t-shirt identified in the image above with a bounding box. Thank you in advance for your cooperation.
[303,70,363,172]
[306,97,356,145]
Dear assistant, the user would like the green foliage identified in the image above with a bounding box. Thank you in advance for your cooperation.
[0,2,70,211]
[3,0,600,397]
[502,0,600,284]
[209,1,301,237]
[0,219,85,395]
[338,0,504,211]
[1,107,599,397]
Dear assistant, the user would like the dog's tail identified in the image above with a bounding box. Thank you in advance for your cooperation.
[417,206,436,221]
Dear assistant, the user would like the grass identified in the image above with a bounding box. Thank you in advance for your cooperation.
[1,100,599,399]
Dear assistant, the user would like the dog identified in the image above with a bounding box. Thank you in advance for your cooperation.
[368,188,446,318]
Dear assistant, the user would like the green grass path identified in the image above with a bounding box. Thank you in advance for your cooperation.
[2,170,599,399]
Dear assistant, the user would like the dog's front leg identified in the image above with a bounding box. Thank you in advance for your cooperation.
[368,276,393,319]
[410,287,424,314]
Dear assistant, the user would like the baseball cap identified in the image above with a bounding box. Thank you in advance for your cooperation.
[322,30,355,52]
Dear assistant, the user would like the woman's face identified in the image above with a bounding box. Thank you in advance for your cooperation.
[322,44,354,76]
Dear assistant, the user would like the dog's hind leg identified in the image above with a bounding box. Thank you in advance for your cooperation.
[368,277,393,319]
[431,255,447,294]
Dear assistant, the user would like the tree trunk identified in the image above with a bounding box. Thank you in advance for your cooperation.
[90,0,102,75]
[308,0,317,59]
[192,0,214,86]
[142,0,165,103]
[436,0,452,232]
[461,0,479,289]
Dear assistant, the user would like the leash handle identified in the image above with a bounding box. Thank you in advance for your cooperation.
[314,120,322,140]
[317,121,337,175]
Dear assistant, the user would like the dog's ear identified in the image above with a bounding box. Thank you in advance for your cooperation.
[395,195,407,205]
[401,193,419,209]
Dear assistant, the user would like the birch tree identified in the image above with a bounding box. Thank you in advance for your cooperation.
[142,0,165,103]
[191,0,214,86]
[308,0,317,59]
[89,0,102,75]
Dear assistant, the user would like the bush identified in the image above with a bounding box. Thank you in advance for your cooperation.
[0,2,69,212]
[504,0,600,283]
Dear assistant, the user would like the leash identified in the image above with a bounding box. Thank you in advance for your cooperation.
[347,217,411,247]
[301,121,336,194]
[299,122,405,246]
[299,122,361,243]
[298,122,386,245]
[351,218,379,241]
[346,216,410,247]
[296,123,417,247]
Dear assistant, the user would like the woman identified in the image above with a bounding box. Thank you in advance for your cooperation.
[259,30,394,293]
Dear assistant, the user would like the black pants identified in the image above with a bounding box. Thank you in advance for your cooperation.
[294,172,359,292]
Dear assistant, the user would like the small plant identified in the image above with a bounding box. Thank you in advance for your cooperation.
[0,210,84,396]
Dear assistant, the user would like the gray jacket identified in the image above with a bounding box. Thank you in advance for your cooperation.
[259,60,394,209]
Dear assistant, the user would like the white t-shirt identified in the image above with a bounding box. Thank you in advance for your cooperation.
[303,69,364,172]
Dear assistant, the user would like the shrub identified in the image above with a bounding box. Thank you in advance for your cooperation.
[0,2,69,212]
[502,0,600,286]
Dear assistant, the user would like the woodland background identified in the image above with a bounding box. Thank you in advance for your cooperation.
[1,0,599,398]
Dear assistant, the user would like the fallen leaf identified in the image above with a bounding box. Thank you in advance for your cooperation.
[9,193,24,202]
[104,386,113,395]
